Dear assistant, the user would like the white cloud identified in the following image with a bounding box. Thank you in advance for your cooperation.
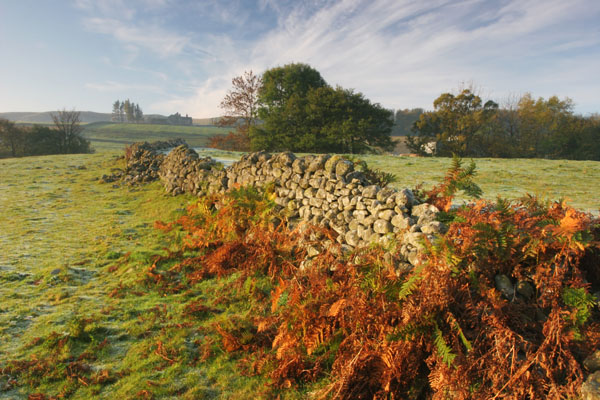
[83,17,191,58]
[84,80,164,93]
[75,0,600,116]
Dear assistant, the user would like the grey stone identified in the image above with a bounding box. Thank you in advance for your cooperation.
[324,155,342,173]
[335,160,354,177]
[495,274,515,299]
[582,371,600,400]
[391,214,413,230]
[585,351,600,373]
[353,210,369,221]
[516,281,535,300]
[307,245,320,258]
[362,185,380,199]
[348,220,360,231]
[378,209,396,221]
[345,230,360,247]
[292,159,306,174]
[421,221,445,235]
[373,219,393,234]
[376,187,396,202]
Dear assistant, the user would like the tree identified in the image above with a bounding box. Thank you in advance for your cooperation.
[251,63,392,153]
[51,109,91,153]
[219,70,262,133]
[119,101,125,122]
[297,86,393,153]
[212,70,262,151]
[408,89,498,156]
[251,63,328,151]
[0,118,23,157]
[393,108,423,136]
[112,100,121,122]
[134,103,144,123]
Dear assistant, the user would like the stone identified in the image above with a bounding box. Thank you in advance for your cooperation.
[516,281,535,300]
[345,230,360,247]
[411,203,438,218]
[324,155,342,173]
[348,220,360,231]
[378,209,396,221]
[307,245,320,258]
[495,274,515,300]
[353,210,369,221]
[585,351,600,373]
[277,151,296,166]
[345,170,366,184]
[376,187,396,202]
[421,221,445,235]
[582,371,600,400]
[291,159,305,174]
[391,214,413,230]
[373,219,393,234]
[362,185,380,199]
[404,232,426,251]
[335,159,354,177]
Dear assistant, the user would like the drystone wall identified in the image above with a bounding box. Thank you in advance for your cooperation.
[157,144,447,268]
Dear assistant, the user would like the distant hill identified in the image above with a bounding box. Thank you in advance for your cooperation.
[0,111,116,124]
[0,111,222,126]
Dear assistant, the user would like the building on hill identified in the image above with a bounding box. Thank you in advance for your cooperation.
[148,112,193,126]
[167,112,192,125]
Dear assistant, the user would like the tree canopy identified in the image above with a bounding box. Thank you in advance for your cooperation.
[407,90,599,160]
[250,63,393,153]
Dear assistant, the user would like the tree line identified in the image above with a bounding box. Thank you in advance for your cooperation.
[407,89,600,160]
[213,64,599,160]
[0,110,91,158]
[112,99,143,123]
[211,63,394,154]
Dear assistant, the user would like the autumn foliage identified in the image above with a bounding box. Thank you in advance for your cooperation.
[144,160,600,400]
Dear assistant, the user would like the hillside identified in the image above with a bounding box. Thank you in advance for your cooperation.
[0,111,224,126]
[0,111,115,124]
[82,122,230,151]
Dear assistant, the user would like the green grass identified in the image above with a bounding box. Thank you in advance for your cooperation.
[83,122,230,151]
[0,147,599,398]
[358,155,600,213]
[0,152,311,399]
[192,150,600,213]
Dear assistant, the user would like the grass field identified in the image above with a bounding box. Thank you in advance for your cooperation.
[0,152,286,399]
[83,122,229,151]
[1,143,599,398]
[193,149,600,213]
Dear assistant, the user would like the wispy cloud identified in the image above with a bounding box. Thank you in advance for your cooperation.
[85,80,165,94]
[83,17,191,58]
[73,0,600,116]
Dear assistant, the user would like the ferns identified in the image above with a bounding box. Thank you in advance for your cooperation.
[421,154,483,211]
[141,160,600,399]
[433,324,456,368]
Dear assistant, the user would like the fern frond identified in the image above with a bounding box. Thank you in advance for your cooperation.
[433,324,456,367]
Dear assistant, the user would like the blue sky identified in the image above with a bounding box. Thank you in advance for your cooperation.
[1,0,599,117]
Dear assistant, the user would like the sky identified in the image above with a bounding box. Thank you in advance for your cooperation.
[1,0,599,117]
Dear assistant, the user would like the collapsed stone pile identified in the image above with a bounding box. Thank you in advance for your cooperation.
[100,139,186,184]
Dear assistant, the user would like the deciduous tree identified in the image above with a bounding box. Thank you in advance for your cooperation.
[51,109,91,153]
[251,63,393,153]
